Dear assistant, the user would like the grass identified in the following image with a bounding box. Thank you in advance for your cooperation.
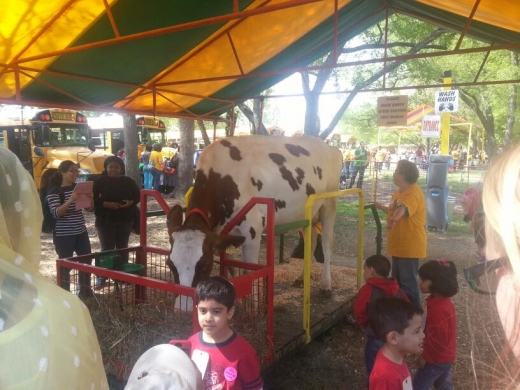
[336,197,473,238]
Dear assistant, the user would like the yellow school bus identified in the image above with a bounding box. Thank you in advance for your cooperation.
[90,115,175,161]
[0,108,112,197]
[136,116,175,160]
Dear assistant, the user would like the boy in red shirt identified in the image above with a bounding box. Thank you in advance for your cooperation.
[187,277,263,390]
[368,297,424,390]
[354,255,409,376]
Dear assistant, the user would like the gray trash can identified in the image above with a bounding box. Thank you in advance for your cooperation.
[426,154,453,232]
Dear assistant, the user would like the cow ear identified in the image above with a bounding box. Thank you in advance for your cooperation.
[167,204,184,232]
[211,233,246,251]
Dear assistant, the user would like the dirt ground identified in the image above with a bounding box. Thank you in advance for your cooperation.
[38,197,506,390]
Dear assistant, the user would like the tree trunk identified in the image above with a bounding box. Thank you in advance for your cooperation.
[238,102,268,135]
[122,114,141,187]
[225,109,238,137]
[174,119,195,199]
[504,52,518,148]
[196,120,211,146]
[459,90,497,157]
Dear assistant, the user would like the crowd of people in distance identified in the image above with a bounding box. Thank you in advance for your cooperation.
[2,138,520,389]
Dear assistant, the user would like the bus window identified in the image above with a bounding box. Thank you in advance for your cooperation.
[137,116,167,146]
[46,126,89,147]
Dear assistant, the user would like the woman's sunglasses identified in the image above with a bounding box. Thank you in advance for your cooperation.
[463,258,508,295]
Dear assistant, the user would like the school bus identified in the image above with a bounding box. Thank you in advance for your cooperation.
[0,108,112,198]
[89,115,175,161]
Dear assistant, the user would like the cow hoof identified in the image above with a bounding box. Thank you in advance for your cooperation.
[293,279,304,288]
[320,289,332,298]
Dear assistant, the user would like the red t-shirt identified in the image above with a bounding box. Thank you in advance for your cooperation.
[369,350,412,390]
[422,296,457,364]
[188,331,263,390]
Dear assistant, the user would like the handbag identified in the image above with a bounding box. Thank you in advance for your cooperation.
[147,159,155,170]
[163,166,176,175]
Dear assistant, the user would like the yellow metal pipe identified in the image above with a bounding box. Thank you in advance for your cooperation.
[440,72,452,154]
[303,188,364,343]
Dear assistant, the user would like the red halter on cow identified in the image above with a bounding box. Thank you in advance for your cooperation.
[166,136,342,304]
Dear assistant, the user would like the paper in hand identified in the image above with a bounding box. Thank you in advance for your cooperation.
[74,181,93,210]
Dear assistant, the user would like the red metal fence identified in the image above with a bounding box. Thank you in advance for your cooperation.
[56,191,275,380]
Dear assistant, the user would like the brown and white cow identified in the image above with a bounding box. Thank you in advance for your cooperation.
[166,136,342,304]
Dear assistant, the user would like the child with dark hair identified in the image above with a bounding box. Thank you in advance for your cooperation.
[187,277,263,390]
[354,255,409,375]
[368,297,424,390]
[413,259,458,390]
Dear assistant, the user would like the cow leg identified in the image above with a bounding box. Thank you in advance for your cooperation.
[240,211,264,264]
[319,199,337,296]
[235,214,264,311]
[292,227,319,288]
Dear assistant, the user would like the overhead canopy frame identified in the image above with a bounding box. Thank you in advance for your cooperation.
[1,0,519,120]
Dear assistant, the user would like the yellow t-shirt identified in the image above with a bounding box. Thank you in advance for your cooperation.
[149,150,164,170]
[387,183,427,258]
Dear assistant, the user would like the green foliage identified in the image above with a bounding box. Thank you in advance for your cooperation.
[335,197,472,238]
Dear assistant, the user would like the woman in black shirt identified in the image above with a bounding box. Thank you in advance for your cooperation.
[93,156,140,289]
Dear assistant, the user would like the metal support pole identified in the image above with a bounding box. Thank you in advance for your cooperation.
[440,70,452,154]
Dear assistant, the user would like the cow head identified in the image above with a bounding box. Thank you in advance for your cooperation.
[166,205,245,309]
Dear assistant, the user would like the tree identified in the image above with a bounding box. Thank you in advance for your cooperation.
[122,114,140,187]
[196,120,211,146]
[174,119,195,199]
[237,99,268,135]
[300,16,449,140]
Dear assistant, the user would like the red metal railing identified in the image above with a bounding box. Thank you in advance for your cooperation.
[56,190,276,379]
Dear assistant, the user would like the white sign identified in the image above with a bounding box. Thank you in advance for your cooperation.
[435,90,459,113]
[421,115,441,138]
[377,95,408,127]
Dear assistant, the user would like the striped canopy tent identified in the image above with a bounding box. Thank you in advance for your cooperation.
[1,0,520,120]
[407,104,468,127]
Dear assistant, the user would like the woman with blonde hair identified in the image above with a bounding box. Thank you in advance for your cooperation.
[468,143,520,388]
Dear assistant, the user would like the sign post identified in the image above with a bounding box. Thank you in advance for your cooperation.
[436,71,458,154]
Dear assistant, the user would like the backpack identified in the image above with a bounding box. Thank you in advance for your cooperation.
[366,286,405,338]
[461,183,482,218]
[42,188,65,234]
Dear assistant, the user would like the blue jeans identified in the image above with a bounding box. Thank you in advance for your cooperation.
[413,362,453,390]
[349,165,366,188]
[365,337,384,376]
[152,168,162,191]
[53,231,92,292]
[143,166,153,190]
[392,257,420,308]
